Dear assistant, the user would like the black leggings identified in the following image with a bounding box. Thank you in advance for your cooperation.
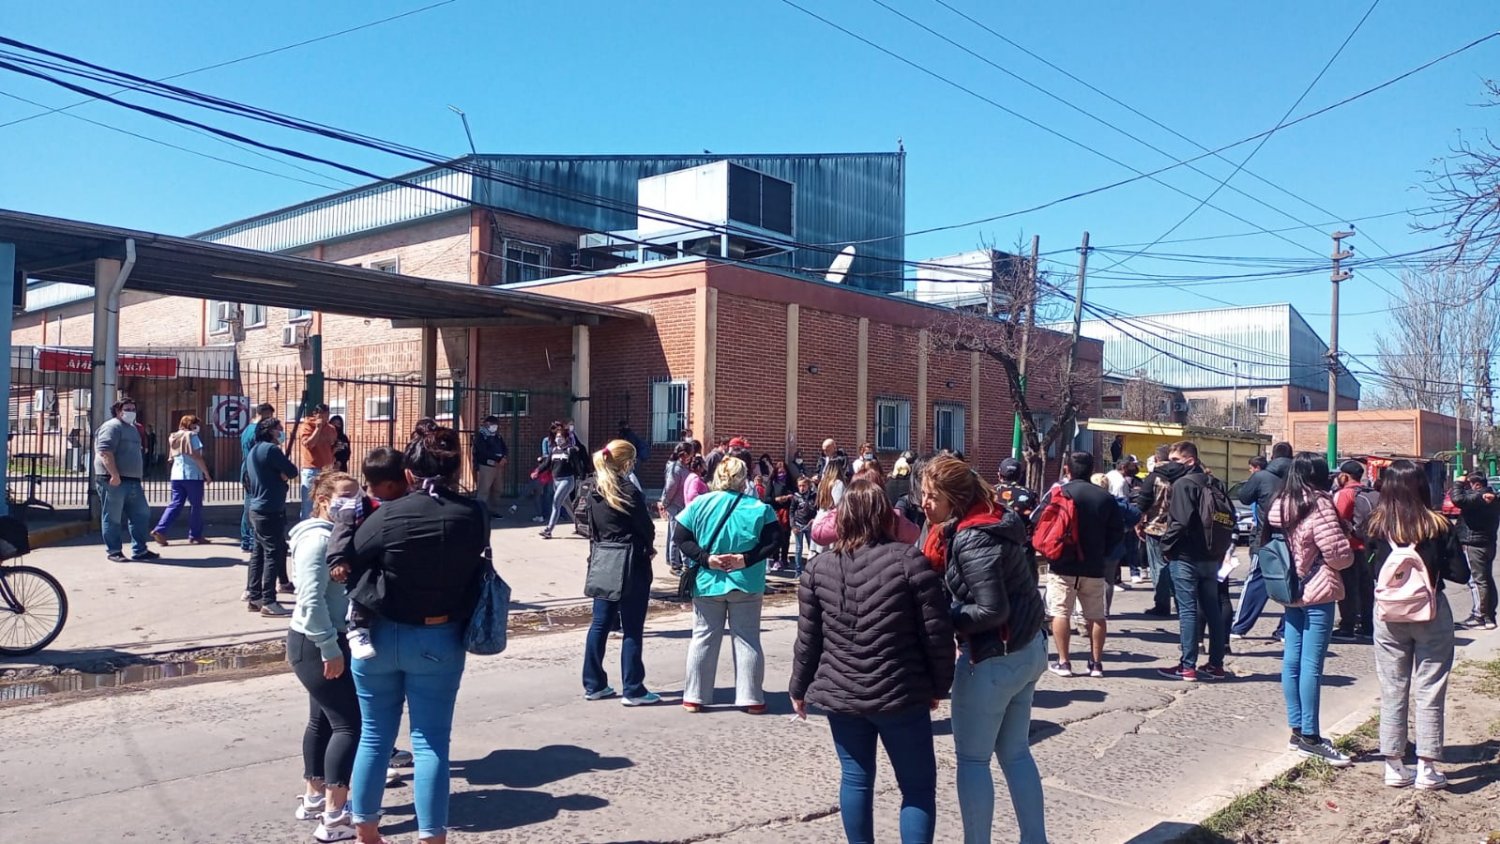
[288,629,361,787]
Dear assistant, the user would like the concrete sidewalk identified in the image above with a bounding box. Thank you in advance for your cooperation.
[2,512,687,671]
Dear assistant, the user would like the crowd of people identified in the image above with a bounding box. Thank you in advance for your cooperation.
[90,404,1497,842]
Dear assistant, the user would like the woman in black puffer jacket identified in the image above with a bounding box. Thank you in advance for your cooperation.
[791,478,954,844]
[919,454,1048,844]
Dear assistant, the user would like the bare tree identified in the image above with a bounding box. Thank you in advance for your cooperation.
[1418,79,1500,293]
[1374,268,1500,432]
[925,242,1095,490]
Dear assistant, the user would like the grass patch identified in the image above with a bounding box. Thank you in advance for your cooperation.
[1465,657,1500,697]
[1172,717,1378,843]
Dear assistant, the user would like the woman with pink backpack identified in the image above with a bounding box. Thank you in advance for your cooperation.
[1364,459,1473,791]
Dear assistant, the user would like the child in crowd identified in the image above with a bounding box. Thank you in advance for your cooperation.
[327,447,409,660]
[790,474,818,575]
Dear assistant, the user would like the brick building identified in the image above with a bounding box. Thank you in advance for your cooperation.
[10,151,1101,496]
[1286,408,1473,460]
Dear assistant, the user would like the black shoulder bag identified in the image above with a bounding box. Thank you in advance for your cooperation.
[676,493,742,601]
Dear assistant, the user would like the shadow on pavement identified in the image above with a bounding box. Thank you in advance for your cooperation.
[383,788,610,835]
[129,554,243,569]
[1033,687,1106,708]
[1121,820,1229,843]
[455,744,633,789]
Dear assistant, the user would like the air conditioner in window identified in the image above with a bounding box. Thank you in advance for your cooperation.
[214,301,240,323]
[280,322,310,348]
[1174,400,1189,412]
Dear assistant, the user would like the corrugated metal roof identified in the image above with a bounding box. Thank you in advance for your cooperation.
[194,153,906,292]
[1071,303,1360,399]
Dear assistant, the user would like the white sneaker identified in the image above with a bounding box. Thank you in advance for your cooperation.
[348,629,376,661]
[294,793,325,820]
[385,767,403,786]
[1384,758,1415,788]
[1130,574,1145,585]
[1295,737,1352,768]
[389,748,413,767]
[1415,761,1448,790]
[314,808,357,842]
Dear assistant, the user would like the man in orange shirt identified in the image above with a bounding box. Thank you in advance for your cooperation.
[297,403,337,520]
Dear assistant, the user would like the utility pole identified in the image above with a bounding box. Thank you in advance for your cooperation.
[1231,361,1239,429]
[1328,229,1353,466]
[447,105,478,155]
[1059,231,1090,484]
[1012,234,1039,459]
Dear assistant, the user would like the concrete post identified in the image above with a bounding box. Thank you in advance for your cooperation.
[571,324,591,446]
[419,325,438,419]
[0,243,13,517]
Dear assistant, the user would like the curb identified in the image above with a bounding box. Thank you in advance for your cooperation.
[27,521,92,548]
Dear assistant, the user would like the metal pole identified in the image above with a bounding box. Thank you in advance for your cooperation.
[1328,230,1353,466]
[1060,231,1089,483]
[1013,234,1038,459]
[1231,362,1239,429]
[0,243,13,518]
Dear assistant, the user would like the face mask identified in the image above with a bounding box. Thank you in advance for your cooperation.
[567,423,575,432]
[121,411,137,424]
[190,426,201,435]
[862,453,874,461]
[486,425,498,434]
[277,431,287,444]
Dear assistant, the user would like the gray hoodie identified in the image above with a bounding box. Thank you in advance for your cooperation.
[288,518,348,661]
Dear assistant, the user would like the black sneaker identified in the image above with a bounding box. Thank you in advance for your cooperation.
[1144,607,1174,618]
[1460,615,1487,630]
[1331,628,1358,642]
[131,550,161,562]
[106,552,128,563]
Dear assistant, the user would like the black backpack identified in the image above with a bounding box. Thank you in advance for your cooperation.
[1197,475,1236,561]
[572,476,597,539]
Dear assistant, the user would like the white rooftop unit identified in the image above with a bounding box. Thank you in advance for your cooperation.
[579,161,796,264]
[909,250,1004,308]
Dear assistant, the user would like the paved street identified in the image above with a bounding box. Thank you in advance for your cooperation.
[4,521,1497,842]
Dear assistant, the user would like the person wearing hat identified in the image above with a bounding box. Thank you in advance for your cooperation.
[472,414,509,519]
[995,458,1037,522]
[1331,459,1378,640]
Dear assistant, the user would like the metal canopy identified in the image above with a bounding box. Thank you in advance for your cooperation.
[0,208,642,326]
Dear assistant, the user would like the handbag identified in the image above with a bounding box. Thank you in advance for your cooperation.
[585,541,634,601]
[465,550,512,655]
[676,493,743,601]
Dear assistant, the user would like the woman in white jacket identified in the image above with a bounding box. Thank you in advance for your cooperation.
[288,471,361,842]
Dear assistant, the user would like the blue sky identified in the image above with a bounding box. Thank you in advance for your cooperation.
[2,0,1497,371]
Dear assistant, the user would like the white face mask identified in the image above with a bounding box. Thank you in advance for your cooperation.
[190,426,201,435]
[121,411,137,424]
[486,425,498,434]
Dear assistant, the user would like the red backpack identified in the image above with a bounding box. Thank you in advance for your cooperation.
[1032,487,1080,562]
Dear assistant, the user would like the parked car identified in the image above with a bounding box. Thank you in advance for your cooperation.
[1227,481,1255,544]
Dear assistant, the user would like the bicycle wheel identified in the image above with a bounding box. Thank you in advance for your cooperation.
[0,565,68,656]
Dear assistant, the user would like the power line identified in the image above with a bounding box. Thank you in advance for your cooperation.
[0,0,461,131]
[1095,0,1382,276]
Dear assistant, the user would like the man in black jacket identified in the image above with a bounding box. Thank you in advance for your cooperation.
[1155,441,1229,682]
[1237,441,1293,517]
[1044,452,1122,679]
[1450,472,1500,629]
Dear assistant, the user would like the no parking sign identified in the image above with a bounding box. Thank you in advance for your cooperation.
[211,395,250,437]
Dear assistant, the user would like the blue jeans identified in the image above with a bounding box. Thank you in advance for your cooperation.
[1170,559,1227,669]
[350,620,467,838]
[583,568,651,699]
[299,467,317,521]
[96,477,151,557]
[793,529,811,574]
[826,706,937,844]
[1282,603,1335,737]
[665,504,685,568]
[240,490,254,551]
[952,633,1048,844]
[1144,537,1174,613]
[545,476,576,533]
[153,479,205,540]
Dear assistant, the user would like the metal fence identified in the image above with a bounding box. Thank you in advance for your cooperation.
[5,354,573,513]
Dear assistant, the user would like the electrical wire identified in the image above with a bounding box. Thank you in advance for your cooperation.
[0,0,461,131]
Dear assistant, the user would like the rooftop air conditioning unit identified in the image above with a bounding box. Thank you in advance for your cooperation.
[281,323,310,348]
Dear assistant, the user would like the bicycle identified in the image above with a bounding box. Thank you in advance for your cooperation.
[0,516,67,657]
